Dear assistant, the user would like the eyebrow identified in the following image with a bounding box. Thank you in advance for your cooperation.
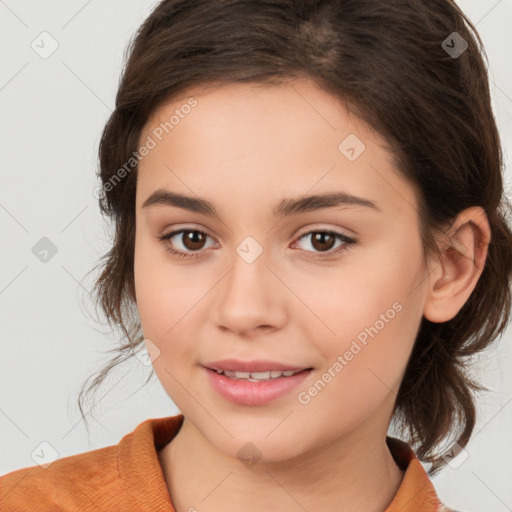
[142,189,381,218]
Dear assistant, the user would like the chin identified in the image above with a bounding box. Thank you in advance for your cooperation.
[194,414,315,464]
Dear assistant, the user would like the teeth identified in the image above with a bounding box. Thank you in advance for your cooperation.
[250,371,271,379]
[219,369,301,380]
[227,371,251,379]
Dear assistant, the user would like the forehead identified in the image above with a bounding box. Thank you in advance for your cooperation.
[136,79,419,220]
[144,79,371,146]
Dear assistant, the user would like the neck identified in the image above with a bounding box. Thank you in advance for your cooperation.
[158,416,405,512]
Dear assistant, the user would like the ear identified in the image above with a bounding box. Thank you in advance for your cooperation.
[423,206,491,323]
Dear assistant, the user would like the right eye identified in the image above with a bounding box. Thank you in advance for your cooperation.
[158,229,217,259]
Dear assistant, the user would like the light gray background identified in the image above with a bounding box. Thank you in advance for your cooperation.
[1,1,511,511]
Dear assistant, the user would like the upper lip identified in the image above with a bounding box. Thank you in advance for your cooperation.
[204,359,311,373]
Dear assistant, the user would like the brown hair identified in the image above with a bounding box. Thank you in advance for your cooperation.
[79,0,512,475]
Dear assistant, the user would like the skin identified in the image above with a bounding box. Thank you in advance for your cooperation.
[133,78,491,512]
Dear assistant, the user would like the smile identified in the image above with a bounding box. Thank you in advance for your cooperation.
[203,363,312,406]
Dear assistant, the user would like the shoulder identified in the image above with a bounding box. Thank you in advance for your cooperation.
[0,414,182,512]
[0,442,122,511]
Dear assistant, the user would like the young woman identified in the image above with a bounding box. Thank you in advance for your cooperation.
[1,1,511,511]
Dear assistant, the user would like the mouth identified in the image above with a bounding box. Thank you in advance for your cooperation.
[203,360,313,405]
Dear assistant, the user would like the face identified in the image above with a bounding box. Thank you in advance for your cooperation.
[134,78,430,462]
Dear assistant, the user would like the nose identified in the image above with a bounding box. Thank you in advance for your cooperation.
[212,247,288,338]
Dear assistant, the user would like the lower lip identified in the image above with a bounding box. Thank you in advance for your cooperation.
[204,367,312,405]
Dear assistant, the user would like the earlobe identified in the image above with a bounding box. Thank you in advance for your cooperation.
[423,206,491,323]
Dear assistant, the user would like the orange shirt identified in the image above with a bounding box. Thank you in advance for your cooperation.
[0,414,456,511]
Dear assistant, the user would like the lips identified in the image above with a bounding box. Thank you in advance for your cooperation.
[203,359,313,405]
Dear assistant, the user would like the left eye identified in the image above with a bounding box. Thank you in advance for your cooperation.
[292,230,356,257]
[157,229,356,259]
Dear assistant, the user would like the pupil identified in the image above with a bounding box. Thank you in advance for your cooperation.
[313,232,334,251]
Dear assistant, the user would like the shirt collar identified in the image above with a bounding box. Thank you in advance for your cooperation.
[384,437,449,511]
[118,414,449,512]
[117,414,184,511]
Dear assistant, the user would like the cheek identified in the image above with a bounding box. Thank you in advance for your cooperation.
[134,229,201,337]
[292,230,423,353]
[297,234,425,419]
[133,238,204,407]
[292,291,422,445]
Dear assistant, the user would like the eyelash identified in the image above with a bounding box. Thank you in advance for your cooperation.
[157,228,357,260]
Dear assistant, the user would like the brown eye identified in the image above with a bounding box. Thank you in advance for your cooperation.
[181,230,207,250]
[310,232,336,252]
[293,230,356,257]
[158,229,215,259]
